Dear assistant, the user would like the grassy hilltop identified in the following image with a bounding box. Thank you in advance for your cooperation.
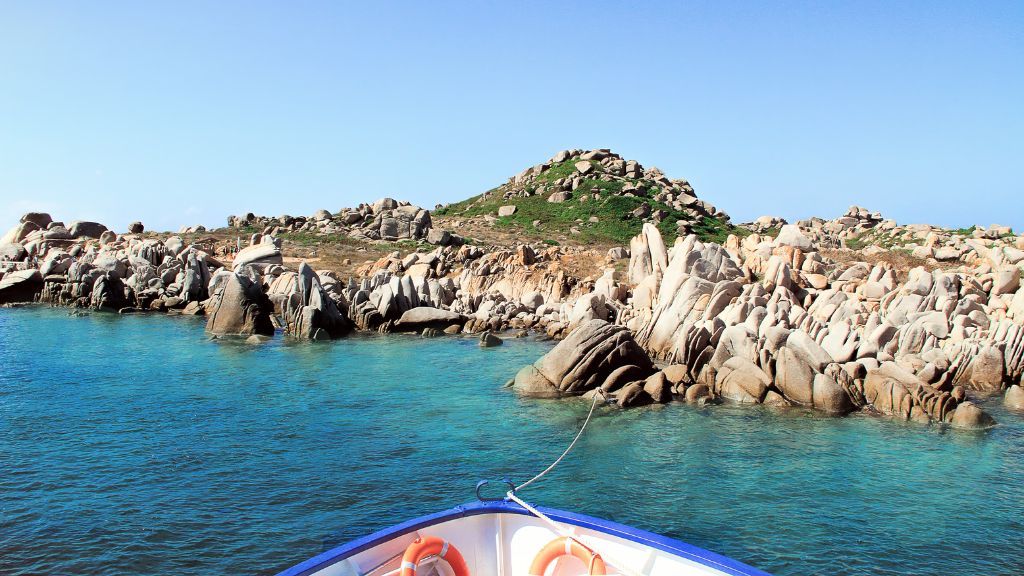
[436,149,739,247]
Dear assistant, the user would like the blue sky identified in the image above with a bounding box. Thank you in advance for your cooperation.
[1,1,1022,232]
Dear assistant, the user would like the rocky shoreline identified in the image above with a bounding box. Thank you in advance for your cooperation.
[3,149,1023,430]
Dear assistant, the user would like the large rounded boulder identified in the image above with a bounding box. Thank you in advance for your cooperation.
[205,271,274,337]
[394,307,464,332]
[513,319,655,397]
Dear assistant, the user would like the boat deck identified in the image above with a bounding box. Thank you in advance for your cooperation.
[277,500,770,576]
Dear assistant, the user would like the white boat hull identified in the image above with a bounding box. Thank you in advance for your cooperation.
[277,501,770,576]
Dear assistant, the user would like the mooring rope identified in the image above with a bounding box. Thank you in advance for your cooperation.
[502,390,648,575]
[515,389,604,492]
[507,487,645,576]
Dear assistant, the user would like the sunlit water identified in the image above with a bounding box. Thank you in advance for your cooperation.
[1,306,1021,576]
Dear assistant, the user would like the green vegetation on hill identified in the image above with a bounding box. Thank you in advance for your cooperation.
[436,179,739,246]
[845,230,916,251]
[534,159,582,183]
[689,215,741,244]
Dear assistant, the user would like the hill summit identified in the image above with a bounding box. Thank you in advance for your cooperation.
[436,148,736,246]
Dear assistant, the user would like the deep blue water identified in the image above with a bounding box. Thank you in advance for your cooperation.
[1,306,1022,576]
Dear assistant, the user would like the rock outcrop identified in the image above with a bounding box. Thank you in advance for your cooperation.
[0,213,362,344]
[4,155,1022,434]
[601,222,1010,426]
[227,197,435,243]
[512,319,654,399]
[268,263,352,340]
[205,270,274,337]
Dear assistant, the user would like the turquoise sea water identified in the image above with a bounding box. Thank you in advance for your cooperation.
[1,306,1022,576]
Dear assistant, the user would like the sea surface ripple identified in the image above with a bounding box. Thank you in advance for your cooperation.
[1,306,1021,575]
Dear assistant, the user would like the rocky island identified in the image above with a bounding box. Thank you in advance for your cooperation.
[2,149,1022,429]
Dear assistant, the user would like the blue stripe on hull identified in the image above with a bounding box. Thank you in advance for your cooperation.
[275,500,772,576]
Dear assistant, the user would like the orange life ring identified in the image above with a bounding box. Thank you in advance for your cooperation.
[400,536,470,576]
[529,536,607,575]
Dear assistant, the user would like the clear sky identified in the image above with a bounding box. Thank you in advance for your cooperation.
[1,1,1022,233]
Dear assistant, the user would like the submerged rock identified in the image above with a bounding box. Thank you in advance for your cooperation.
[479,331,503,347]
[948,401,997,429]
[1004,385,1024,411]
